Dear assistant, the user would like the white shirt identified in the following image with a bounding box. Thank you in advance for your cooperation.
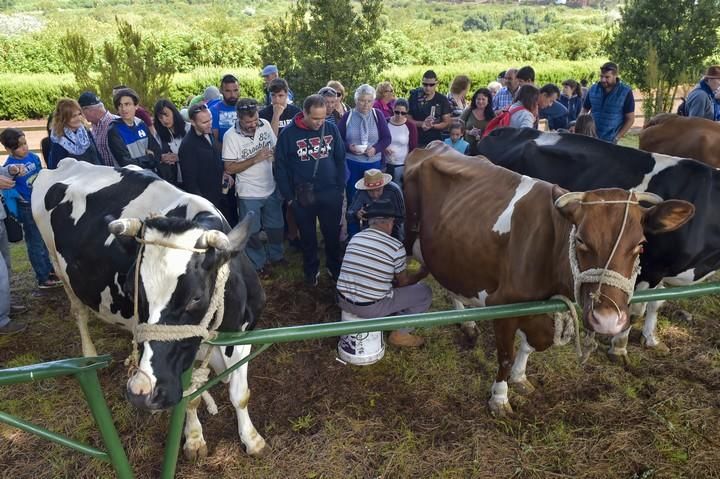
[222,118,277,199]
[387,122,410,166]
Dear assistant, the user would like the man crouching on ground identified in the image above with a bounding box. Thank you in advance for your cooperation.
[335,199,431,347]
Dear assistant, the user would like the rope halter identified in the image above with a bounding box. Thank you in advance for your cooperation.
[553,190,663,360]
[109,218,232,412]
[557,189,663,319]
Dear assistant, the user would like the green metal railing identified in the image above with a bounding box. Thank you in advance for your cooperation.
[2,281,720,478]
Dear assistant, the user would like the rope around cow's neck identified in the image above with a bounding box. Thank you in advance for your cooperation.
[560,191,642,361]
[125,225,230,413]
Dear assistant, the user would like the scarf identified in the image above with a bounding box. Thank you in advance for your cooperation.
[355,109,372,145]
[51,126,92,156]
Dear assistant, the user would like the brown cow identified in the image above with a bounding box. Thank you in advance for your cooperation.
[640,113,720,167]
[404,143,694,416]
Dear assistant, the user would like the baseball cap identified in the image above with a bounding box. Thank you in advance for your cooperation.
[78,91,102,108]
[261,64,279,77]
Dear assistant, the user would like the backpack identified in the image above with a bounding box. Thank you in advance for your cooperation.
[482,105,527,138]
[676,98,687,116]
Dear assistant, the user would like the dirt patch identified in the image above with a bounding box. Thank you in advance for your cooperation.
[1,246,719,478]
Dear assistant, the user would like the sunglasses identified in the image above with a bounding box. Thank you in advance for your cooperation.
[422,82,437,87]
[237,103,258,111]
[393,110,408,115]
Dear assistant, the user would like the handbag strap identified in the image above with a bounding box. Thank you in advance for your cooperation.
[310,121,326,180]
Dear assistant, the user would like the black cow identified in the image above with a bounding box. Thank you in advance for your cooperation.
[31,158,267,459]
[477,127,719,356]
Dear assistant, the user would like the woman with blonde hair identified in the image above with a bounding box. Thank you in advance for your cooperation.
[327,80,349,117]
[373,81,396,119]
[48,98,100,168]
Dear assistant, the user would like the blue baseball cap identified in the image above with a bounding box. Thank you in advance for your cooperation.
[260,64,279,77]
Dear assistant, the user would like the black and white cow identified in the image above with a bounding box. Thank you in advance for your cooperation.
[31,158,266,459]
[477,127,720,356]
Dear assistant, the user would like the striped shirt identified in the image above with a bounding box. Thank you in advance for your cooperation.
[94,111,119,167]
[336,228,406,302]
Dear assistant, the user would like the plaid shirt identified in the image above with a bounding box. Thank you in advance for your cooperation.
[93,111,119,166]
[492,87,514,111]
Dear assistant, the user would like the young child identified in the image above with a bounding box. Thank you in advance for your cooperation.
[0,128,62,290]
[444,120,470,154]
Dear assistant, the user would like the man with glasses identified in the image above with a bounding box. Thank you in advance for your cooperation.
[259,78,301,138]
[408,70,451,146]
[492,67,519,112]
[275,95,346,287]
[78,91,118,167]
[223,99,285,278]
[179,103,225,210]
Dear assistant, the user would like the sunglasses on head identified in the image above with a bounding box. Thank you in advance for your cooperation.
[237,102,258,112]
[422,82,437,87]
[393,110,408,115]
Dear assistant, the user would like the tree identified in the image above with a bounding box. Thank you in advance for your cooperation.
[462,14,494,32]
[607,0,720,120]
[60,18,177,107]
[97,18,176,107]
[259,0,386,99]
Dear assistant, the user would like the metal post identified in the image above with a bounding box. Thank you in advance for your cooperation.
[161,367,192,479]
[76,370,134,479]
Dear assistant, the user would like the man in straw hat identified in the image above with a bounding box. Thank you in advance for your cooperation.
[346,168,405,241]
[685,65,720,121]
[336,200,431,348]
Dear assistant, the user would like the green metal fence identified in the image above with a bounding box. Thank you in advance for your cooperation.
[2,281,719,478]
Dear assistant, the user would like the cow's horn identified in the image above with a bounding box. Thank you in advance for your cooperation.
[554,192,586,208]
[634,192,664,205]
[197,230,230,251]
[108,218,143,236]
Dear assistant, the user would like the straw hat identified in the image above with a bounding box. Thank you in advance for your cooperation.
[355,168,392,190]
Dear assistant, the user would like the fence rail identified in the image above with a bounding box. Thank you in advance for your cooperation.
[2,281,720,478]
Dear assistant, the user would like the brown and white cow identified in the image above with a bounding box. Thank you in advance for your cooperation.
[404,143,694,415]
[640,113,720,167]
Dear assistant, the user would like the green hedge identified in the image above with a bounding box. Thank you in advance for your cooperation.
[0,60,606,120]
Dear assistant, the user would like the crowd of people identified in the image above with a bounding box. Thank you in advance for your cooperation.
[1,60,719,342]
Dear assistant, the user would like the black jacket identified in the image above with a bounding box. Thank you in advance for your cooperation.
[178,129,224,209]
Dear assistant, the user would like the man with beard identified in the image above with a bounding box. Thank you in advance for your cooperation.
[581,62,635,143]
[211,74,240,144]
[223,99,285,278]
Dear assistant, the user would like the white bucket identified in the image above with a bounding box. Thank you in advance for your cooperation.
[337,310,385,366]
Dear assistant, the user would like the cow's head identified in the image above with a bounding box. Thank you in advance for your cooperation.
[554,188,694,336]
[108,214,252,410]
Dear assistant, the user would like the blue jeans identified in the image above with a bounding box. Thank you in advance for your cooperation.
[18,201,53,284]
[237,189,285,270]
[346,158,382,205]
[292,187,343,281]
[0,222,10,328]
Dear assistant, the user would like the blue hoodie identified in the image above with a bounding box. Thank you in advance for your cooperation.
[275,112,346,201]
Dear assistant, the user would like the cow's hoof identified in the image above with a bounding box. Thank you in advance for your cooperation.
[510,378,535,395]
[183,440,208,462]
[244,435,268,457]
[459,321,479,340]
[606,351,629,366]
[488,399,513,417]
[672,309,693,323]
[641,336,670,353]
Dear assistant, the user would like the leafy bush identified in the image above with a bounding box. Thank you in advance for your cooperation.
[0,60,603,120]
[462,14,494,32]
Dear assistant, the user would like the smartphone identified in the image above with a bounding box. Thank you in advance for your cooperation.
[429,105,436,119]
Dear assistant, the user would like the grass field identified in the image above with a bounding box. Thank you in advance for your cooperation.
[1,224,719,478]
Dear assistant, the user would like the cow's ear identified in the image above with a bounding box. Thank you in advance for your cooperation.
[227,211,254,252]
[643,200,695,234]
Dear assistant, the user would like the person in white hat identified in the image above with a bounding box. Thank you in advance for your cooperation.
[346,168,405,241]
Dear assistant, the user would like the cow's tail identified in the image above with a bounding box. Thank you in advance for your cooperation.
[643,112,676,129]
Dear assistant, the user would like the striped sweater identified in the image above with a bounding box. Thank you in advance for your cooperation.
[336,227,406,302]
